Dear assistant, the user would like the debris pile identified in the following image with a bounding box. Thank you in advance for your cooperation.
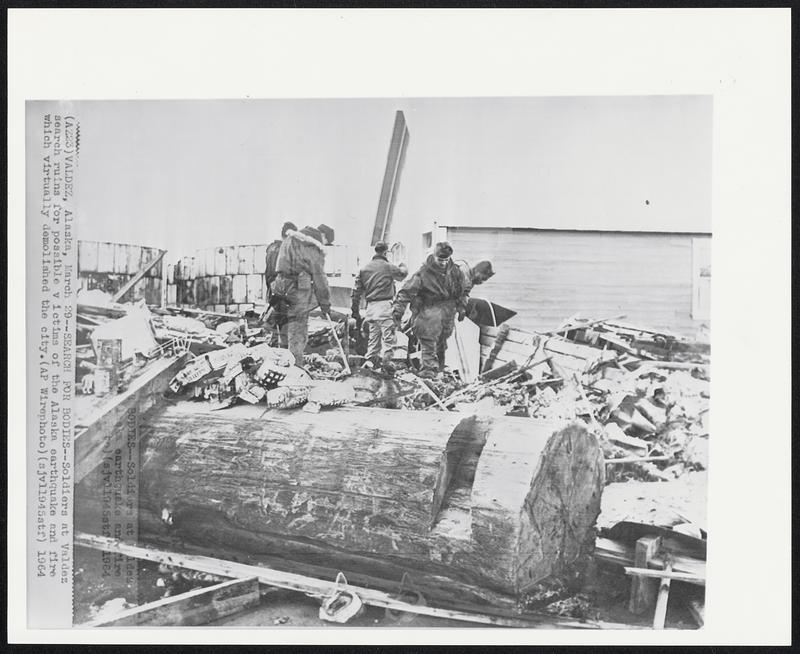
[393,316,710,482]
[167,342,353,411]
[76,291,179,396]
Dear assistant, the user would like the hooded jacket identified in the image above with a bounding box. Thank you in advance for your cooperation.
[274,229,331,309]
[393,254,466,317]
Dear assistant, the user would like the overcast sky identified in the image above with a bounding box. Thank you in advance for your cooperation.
[60,95,711,261]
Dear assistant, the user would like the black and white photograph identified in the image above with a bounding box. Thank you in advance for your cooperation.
[9,8,791,647]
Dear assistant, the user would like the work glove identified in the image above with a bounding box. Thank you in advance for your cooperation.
[319,303,331,318]
[457,309,466,322]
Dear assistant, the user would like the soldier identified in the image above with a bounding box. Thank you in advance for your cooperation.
[351,241,408,373]
[454,259,495,296]
[263,221,297,347]
[272,226,332,366]
[454,259,495,322]
[392,242,466,379]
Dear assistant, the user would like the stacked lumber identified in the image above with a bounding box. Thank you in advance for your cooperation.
[594,521,706,628]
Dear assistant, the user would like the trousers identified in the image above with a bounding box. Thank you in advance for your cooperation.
[363,299,396,363]
[411,301,456,373]
[286,283,315,366]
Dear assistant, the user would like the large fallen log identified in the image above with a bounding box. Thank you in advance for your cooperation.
[76,401,604,604]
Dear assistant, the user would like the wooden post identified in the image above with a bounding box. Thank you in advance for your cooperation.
[628,535,661,614]
[652,557,673,629]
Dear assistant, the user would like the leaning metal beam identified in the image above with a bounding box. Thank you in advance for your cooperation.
[372,110,409,246]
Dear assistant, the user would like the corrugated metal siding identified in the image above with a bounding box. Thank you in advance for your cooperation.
[445,227,709,336]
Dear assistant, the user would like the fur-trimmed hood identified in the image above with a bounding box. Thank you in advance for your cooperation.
[284,229,326,255]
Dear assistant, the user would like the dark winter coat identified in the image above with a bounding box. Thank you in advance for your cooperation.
[393,254,466,319]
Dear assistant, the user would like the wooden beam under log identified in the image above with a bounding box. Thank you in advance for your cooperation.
[75,532,641,629]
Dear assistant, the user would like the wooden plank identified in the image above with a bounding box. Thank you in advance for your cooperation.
[214,248,227,276]
[481,325,539,347]
[482,324,510,373]
[232,275,248,304]
[131,275,147,302]
[85,576,259,627]
[203,248,214,279]
[194,278,206,306]
[478,334,538,358]
[144,248,160,277]
[595,538,706,579]
[194,251,205,277]
[167,284,177,306]
[78,240,100,273]
[112,250,167,303]
[604,423,649,455]
[181,256,192,281]
[652,559,673,629]
[208,276,220,305]
[74,532,637,629]
[246,273,264,304]
[113,243,129,274]
[126,246,143,276]
[224,245,238,275]
[624,566,704,587]
[628,535,661,615]
[97,242,115,273]
[253,244,268,276]
[237,245,255,275]
[605,455,670,465]
[219,275,233,305]
[542,337,605,361]
[73,354,188,483]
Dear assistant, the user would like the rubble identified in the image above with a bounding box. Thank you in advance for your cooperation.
[387,315,709,484]
[82,302,709,483]
[74,299,710,628]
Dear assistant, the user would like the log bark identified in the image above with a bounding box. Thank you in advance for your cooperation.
[77,400,604,600]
